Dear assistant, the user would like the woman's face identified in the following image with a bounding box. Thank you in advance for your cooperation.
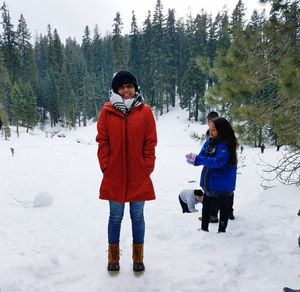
[117,83,136,99]
[209,122,218,139]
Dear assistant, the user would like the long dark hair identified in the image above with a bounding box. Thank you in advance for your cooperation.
[212,117,237,166]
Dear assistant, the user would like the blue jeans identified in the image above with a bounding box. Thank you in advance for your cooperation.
[108,201,145,244]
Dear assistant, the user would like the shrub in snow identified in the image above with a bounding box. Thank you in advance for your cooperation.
[32,192,53,207]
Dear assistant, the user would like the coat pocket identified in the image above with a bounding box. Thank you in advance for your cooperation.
[127,152,148,182]
[138,156,148,176]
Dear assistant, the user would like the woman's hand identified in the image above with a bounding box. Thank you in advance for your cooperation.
[185,153,196,165]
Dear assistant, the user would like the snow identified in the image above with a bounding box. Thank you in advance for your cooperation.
[32,192,54,208]
[0,106,299,292]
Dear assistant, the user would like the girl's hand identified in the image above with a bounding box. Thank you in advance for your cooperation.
[185,153,196,164]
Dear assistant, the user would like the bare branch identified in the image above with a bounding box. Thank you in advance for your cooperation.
[258,148,300,185]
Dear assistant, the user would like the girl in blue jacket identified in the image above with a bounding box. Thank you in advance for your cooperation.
[186,117,237,232]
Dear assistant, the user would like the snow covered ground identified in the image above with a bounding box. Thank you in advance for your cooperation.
[0,106,299,292]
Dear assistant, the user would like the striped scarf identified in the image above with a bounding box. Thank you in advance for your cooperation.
[109,91,143,115]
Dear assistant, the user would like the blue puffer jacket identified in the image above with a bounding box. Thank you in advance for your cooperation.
[194,140,237,192]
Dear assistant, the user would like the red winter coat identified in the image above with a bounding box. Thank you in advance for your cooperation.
[96,102,157,203]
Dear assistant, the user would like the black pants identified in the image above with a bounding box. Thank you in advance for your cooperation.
[201,194,232,232]
[178,196,191,213]
[210,193,234,217]
[210,198,219,217]
[229,193,234,216]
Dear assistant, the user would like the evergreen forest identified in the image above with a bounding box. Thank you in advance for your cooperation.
[0,0,299,182]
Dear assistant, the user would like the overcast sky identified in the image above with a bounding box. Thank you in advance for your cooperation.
[4,0,269,42]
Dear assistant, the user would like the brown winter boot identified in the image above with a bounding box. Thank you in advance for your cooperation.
[107,243,120,271]
[132,243,145,272]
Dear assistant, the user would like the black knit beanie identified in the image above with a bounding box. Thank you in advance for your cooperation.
[111,71,138,93]
[194,189,204,197]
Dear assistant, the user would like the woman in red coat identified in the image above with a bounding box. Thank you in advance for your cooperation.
[96,71,157,273]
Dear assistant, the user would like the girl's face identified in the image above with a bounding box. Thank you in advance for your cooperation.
[209,122,218,139]
[117,83,136,99]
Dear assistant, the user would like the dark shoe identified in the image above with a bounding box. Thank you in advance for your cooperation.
[218,229,226,233]
[283,288,300,292]
[198,216,219,223]
[228,213,235,220]
[209,216,219,223]
[133,243,145,272]
[107,262,120,271]
[107,243,120,272]
[133,262,145,272]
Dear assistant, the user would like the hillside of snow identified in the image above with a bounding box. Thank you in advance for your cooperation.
[0,106,299,292]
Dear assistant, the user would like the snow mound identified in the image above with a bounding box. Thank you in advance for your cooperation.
[32,192,53,207]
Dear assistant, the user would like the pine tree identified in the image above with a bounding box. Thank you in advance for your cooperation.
[34,34,49,78]
[57,65,75,128]
[65,37,88,127]
[164,9,177,109]
[92,25,103,76]
[0,53,11,138]
[11,82,26,136]
[214,10,231,66]
[112,12,126,72]
[16,15,30,76]
[255,0,300,184]
[175,18,189,104]
[230,0,246,36]
[140,11,154,104]
[180,10,209,122]
[82,26,93,72]
[52,28,64,74]
[46,27,68,126]
[0,50,12,123]
[209,5,266,145]
[23,82,37,132]
[101,34,113,91]
[209,0,299,150]
[34,34,50,124]
[151,0,166,115]
[47,25,55,70]
[263,0,300,147]
[92,25,107,116]
[0,108,10,139]
[0,2,17,82]
[16,14,38,95]
[128,10,141,80]
[181,59,206,122]
[193,10,208,56]
[45,69,59,127]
